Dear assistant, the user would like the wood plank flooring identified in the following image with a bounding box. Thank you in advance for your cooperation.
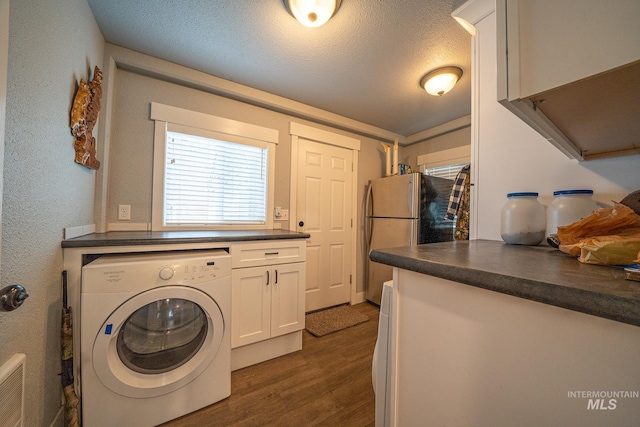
[162,302,380,427]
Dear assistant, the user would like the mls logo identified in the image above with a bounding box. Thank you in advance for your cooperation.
[587,398,617,410]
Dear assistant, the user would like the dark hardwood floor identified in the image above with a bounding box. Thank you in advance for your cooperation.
[163,302,380,427]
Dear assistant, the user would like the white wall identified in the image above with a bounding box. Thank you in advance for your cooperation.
[99,47,476,298]
[100,50,387,295]
[473,9,640,241]
[1,1,104,425]
[401,125,471,171]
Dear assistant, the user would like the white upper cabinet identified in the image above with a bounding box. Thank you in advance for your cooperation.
[497,0,640,161]
[516,0,639,97]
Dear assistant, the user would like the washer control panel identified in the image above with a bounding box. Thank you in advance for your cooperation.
[162,251,231,285]
[175,259,226,284]
[82,250,231,293]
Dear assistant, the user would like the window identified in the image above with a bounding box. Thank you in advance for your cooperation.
[164,129,268,225]
[151,103,278,230]
[424,162,467,180]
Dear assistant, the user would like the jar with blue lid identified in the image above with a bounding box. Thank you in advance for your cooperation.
[500,192,546,245]
[546,189,599,240]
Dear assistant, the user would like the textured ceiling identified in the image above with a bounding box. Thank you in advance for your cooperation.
[86,0,471,137]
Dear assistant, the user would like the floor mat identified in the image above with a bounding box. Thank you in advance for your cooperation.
[305,305,369,337]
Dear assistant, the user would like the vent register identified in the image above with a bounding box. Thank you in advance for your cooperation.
[0,353,26,427]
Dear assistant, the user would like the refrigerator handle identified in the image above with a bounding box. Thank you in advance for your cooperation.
[365,181,373,218]
[365,182,374,248]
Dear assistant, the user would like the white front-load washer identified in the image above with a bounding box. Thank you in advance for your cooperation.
[80,250,231,427]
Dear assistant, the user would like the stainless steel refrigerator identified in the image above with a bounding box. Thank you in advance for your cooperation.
[365,173,455,305]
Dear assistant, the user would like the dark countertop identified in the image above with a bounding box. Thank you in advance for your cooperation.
[369,239,640,327]
[62,229,310,248]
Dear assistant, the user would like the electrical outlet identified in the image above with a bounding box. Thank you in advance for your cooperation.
[118,204,131,221]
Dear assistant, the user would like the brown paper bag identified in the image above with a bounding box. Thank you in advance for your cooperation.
[557,204,640,265]
[559,232,640,265]
[557,204,640,246]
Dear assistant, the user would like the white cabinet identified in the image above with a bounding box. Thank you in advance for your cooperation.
[511,0,639,98]
[496,0,640,161]
[391,268,640,426]
[231,262,305,348]
[230,240,306,350]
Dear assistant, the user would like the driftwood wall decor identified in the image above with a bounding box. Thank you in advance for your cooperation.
[70,66,102,170]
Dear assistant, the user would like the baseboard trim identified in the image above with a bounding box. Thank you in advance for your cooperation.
[231,331,302,371]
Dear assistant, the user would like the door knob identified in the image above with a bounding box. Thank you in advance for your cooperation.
[298,221,304,227]
[1,284,29,312]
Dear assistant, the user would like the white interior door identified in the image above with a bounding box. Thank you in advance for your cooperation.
[297,138,353,312]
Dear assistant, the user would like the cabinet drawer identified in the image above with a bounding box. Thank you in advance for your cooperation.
[230,240,306,269]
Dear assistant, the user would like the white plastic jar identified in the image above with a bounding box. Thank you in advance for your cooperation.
[500,192,546,245]
[546,189,599,239]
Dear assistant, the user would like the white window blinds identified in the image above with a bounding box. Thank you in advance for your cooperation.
[164,131,268,225]
[424,163,467,180]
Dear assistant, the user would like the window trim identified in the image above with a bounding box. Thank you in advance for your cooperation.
[416,146,470,172]
[150,102,278,231]
[423,162,468,180]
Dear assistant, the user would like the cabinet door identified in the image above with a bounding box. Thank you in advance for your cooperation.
[271,262,306,338]
[495,0,640,160]
[514,0,639,98]
[231,266,271,348]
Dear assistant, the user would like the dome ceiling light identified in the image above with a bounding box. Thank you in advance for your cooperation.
[282,0,342,28]
[420,66,463,96]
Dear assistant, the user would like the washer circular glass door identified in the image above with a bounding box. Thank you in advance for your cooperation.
[92,286,225,398]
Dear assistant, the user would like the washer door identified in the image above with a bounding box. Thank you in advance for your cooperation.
[92,286,224,398]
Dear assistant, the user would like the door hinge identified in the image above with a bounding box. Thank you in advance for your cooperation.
[350,218,353,228]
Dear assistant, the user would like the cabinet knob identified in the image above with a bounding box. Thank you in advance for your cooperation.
[298,221,304,227]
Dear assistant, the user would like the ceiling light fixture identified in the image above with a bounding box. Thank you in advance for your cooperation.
[282,0,342,28]
[420,66,463,96]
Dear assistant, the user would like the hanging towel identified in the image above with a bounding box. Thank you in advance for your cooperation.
[445,164,471,220]
[454,172,471,240]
